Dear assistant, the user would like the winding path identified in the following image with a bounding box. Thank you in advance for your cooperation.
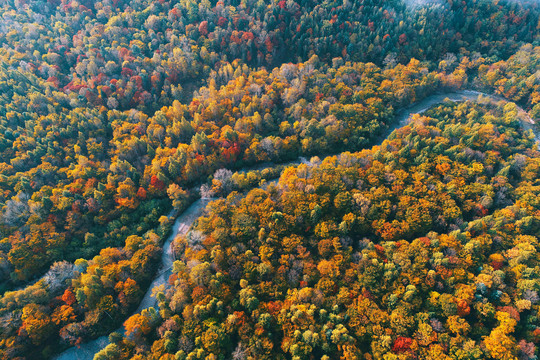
[54,90,538,360]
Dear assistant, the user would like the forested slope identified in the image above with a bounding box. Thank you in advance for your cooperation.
[103,101,540,359]
[0,0,539,359]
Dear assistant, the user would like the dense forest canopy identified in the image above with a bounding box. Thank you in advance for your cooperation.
[0,0,539,359]
[111,100,540,360]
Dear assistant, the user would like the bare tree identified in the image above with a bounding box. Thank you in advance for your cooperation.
[3,192,30,227]
[44,261,76,294]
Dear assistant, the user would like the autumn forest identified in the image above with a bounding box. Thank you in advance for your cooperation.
[0,0,539,359]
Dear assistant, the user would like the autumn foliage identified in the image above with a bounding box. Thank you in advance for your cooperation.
[0,0,539,359]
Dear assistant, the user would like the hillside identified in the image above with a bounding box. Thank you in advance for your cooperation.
[0,0,539,359]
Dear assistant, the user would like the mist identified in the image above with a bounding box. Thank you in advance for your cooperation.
[403,0,539,7]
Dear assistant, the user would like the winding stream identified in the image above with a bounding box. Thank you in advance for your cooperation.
[54,90,538,360]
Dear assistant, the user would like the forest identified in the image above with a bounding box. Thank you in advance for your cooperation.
[0,0,538,359]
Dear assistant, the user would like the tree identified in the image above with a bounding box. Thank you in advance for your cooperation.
[167,184,189,210]
[20,304,53,345]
